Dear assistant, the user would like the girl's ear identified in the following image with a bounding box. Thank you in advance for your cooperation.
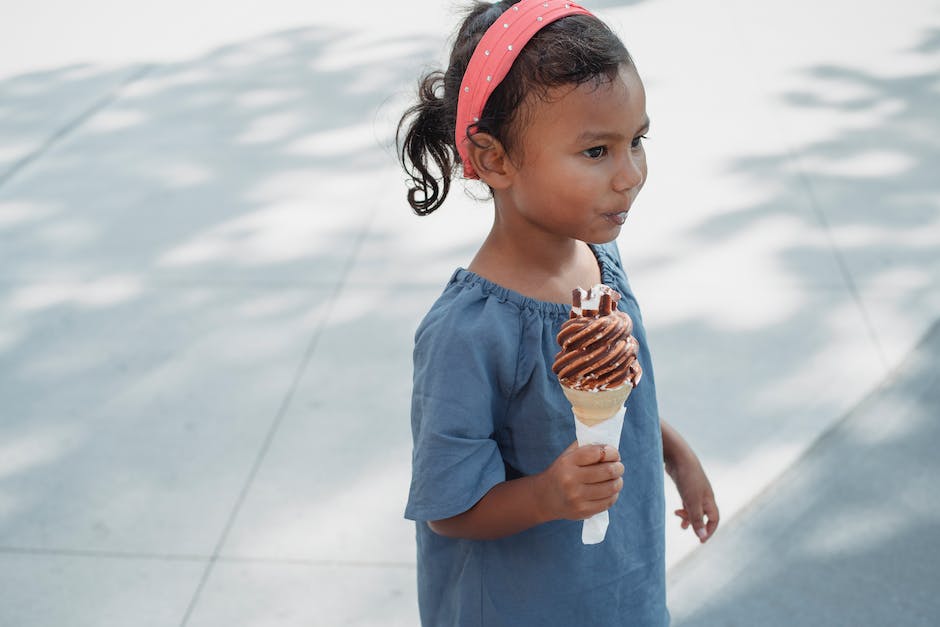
[464,133,515,189]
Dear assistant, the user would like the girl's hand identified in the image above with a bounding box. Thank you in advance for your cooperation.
[535,441,625,522]
[666,450,719,543]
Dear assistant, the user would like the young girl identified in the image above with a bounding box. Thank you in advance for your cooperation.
[398,1,718,624]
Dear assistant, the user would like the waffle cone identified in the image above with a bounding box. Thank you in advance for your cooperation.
[561,385,633,427]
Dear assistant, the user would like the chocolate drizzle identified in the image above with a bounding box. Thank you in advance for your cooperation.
[553,284,642,391]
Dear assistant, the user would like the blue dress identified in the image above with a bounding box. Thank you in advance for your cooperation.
[405,243,668,626]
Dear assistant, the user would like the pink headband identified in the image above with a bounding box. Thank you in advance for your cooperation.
[455,0,592,179]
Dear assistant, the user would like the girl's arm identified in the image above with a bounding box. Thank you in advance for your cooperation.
[661,418,719,542]
[428,442,624,540]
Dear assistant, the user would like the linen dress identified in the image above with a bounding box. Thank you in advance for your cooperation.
[405,242,669,626]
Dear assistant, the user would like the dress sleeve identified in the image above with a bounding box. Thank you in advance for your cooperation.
[404,295,519,522]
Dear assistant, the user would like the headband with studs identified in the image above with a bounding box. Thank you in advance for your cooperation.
[455,0,592,179]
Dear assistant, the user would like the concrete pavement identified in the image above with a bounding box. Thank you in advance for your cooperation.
[1,1,938,625]
[668,320,940,626]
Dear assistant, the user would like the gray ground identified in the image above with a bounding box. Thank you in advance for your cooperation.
[1,1,938,625]
[669,321,940,626]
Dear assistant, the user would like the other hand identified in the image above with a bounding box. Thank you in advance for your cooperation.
[667,451,719,543]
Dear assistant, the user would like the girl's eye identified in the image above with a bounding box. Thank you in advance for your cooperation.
[583,146,607,159]
[631,134,648,149]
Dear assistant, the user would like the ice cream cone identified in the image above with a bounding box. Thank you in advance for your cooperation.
[553,285,641,544]
[561,384,632,427]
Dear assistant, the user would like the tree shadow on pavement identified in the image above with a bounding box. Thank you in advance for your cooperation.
[668,318,940,626]
[0,23,438,564]
[651,24,940,473]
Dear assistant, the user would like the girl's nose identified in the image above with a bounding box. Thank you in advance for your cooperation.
[613,153,645,193]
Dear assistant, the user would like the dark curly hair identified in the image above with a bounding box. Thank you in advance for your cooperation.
[397,0,633,215]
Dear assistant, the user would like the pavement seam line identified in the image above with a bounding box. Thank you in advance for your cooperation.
[0,64,155,190]
[785,144,890,371]
[0,546,207,563]
[177,197,381,627]
[0,546,415,569]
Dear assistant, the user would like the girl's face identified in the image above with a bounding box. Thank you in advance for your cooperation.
[498,64,649,245]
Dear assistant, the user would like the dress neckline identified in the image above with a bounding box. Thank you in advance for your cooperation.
[450,244,617,316]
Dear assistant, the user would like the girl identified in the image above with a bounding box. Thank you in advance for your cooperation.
[398,1,718,624]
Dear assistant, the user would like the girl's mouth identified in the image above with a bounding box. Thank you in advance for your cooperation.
[605,211,629,226]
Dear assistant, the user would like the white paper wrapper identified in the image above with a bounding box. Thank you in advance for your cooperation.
[574,405,626,544]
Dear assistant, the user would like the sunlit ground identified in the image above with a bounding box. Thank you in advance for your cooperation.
[0,0,938,625]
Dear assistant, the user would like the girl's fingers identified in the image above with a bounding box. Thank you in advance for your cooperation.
[676,500,718,542]
[679,503,708,542]
[582,477,623,502]
[571,444,621,466]
[582,461,624,484]
[703,498,720,538]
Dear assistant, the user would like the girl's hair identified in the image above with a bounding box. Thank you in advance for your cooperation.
[397,0,632,215]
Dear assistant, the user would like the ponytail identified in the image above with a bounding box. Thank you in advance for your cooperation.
[397,71,456,216]
[397,1,503,216]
